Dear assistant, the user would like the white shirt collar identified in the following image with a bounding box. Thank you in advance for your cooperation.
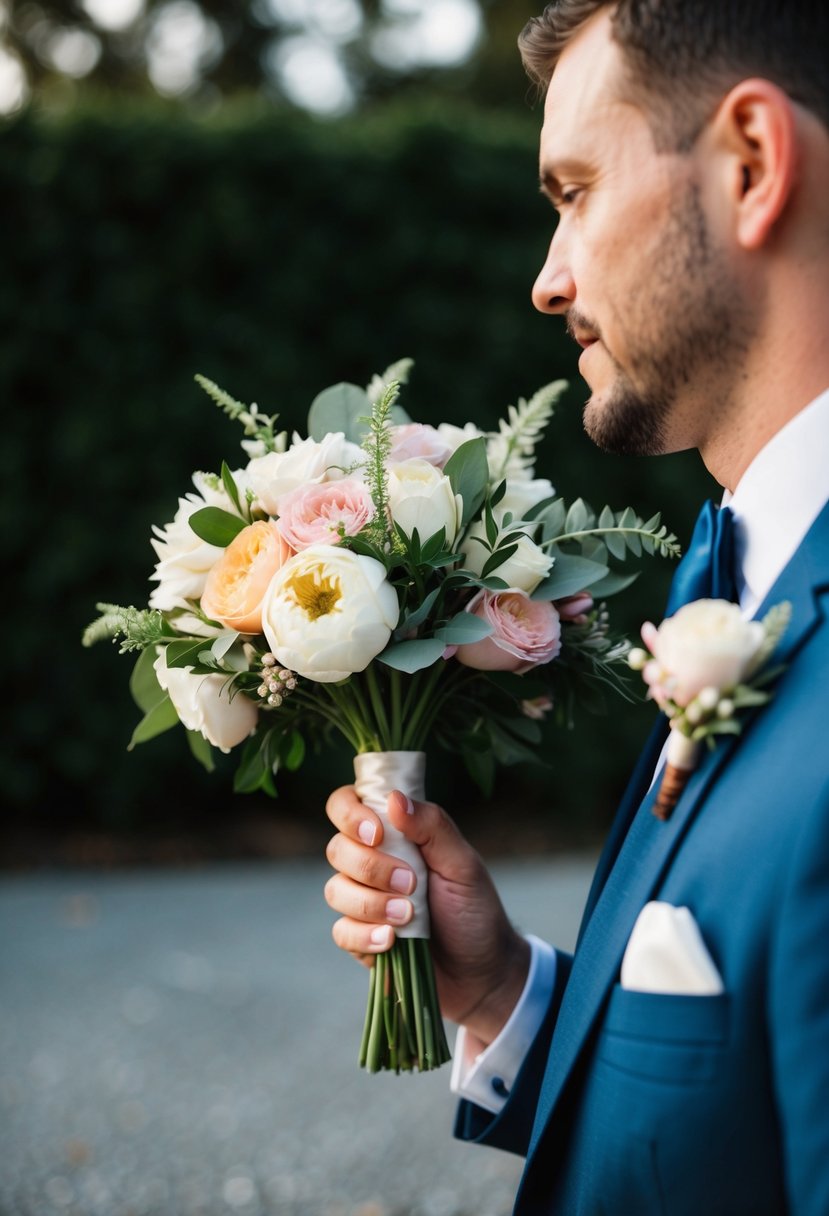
[722,388,829,617]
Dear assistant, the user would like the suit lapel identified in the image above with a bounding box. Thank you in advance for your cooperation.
[526,500,829,1162]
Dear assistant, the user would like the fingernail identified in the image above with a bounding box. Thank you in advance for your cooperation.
[385,898,410,923]
[404,796,415,815]
[390,868,415,894]
[358,821,377,846]
[370,925,392,946]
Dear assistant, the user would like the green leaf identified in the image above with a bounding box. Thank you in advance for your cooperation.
[481,543,518,578]
[435,614,493,644]
[444,437,488,526]
[399,587,441,632]
[307,382,372,444]
[378,639,447,673]
[603,530,626,561]
[565,498,590,533]
[523,495,558,523]
[586,569,640,597]
[282,729,306,771]
[420,527,447,563]
[233,735,272,794]
[460,740,495,797]
[127,694,180,749]
[189,506,246,547]
[129,645,163,713]
[166,638,212,669]
[221,461,243,517]
[187,729,215,773]
[538,498,567,539]
[531,554,610,600]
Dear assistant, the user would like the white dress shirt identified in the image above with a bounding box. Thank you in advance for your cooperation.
[451,387,829,1115]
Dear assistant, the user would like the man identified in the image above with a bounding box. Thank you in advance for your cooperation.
[323,2,829,1211]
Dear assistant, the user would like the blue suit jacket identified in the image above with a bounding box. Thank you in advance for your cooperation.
[455,499,829,1215]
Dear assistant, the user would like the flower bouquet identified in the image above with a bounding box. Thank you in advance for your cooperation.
[83,357,679,1073]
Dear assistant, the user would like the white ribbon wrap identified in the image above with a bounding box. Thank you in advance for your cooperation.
[353,750,430,939]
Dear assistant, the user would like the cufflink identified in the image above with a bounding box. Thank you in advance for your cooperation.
[491,1076,509,1098]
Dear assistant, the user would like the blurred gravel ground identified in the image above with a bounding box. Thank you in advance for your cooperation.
[0,854,597,1216]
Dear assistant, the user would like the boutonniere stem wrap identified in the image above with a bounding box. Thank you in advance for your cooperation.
[628,598,792,821]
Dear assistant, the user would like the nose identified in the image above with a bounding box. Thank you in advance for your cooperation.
[531,229,575,315]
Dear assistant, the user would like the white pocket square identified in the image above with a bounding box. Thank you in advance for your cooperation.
[620,901,724,995]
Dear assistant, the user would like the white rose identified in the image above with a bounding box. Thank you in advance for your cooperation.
[460,520,553,593]
[646,599,766,707]
[436,421,483,454]
[387,459,462,545]
[246,432,365,515]
[496,478,556,525]
[148,471,244,612]
[261,545,399,682]
[153,649,258,753]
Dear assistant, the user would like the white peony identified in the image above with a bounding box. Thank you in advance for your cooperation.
[642,599,767,708]
[387,459,462,545]
[436,421,483,454]
[460,520,553,593]
[261,545,399,682]
[153,648,258,753]
[496,478,556,525]
[246,432,365,515]
[149,471,245,612]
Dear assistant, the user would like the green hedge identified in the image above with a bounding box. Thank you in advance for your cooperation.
[0,96,718,842]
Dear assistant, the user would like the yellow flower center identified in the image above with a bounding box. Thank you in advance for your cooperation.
[286,567,342,621]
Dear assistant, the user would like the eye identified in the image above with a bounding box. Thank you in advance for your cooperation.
[558,187,582,207]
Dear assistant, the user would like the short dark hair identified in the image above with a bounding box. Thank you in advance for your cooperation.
[518,1,829,150]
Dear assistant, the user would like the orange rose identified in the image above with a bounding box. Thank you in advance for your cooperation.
[201,520,293,634]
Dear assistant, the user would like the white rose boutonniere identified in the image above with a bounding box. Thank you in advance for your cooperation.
[628,598,792,820]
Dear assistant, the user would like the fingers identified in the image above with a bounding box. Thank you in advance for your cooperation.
[326,784,384,848]
[324,871,413,929]
[325,832,417,897]
[331,915,397,962]
[386,788,483,884]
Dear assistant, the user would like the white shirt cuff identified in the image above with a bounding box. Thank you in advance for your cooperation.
[449,934,557,1115]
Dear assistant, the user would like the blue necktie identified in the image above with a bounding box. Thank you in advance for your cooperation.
[664,498,737,616]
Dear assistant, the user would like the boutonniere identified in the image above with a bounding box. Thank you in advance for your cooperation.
[628,598,791,820]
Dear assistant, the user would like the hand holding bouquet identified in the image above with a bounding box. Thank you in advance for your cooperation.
[84,357,679,1072]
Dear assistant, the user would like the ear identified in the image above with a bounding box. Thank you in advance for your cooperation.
[712,79,797,250]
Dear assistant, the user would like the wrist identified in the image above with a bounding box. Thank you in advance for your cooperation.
[457,930,531,1048]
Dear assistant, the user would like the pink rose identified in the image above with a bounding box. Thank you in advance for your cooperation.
[389,423,453,468]
[275,480,376,550]
[455,589,562,674]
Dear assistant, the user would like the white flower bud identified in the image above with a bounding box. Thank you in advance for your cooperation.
[697,686,720,712]
[627,647,649,671]
[717,698,735,719]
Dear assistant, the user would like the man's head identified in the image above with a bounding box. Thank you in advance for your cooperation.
[519,1,829,154]
[522,2,829,485]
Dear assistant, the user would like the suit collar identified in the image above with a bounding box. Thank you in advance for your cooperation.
[526,498,829,1161]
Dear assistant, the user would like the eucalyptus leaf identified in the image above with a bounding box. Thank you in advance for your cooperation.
[565,498,590,534]
[444,437,488,526]
[586,569,640,597]
[435,614,493,644]
[531,554,610,600]
[189,506,246,547]
[307,382,372,443]
[538,498,567,539]
[399,587,441,632]
[212,630,242,662]
[603,530,627,561]
[378,638,447,673]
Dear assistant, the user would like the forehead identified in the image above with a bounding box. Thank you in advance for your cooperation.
[539,8,642,175]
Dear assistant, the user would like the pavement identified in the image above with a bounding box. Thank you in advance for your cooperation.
[0,853,598,1216]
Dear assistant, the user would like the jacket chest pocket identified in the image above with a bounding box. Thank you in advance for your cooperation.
[596,984,731,1085]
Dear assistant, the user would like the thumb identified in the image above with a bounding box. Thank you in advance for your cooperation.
[386,789,481,884]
